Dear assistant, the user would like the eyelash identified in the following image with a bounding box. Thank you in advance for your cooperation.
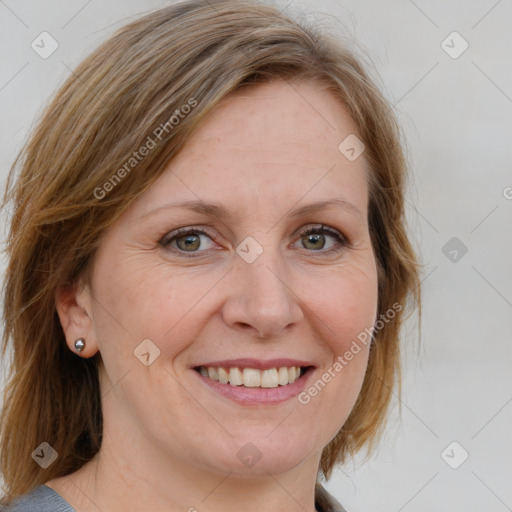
[160,224,349,258]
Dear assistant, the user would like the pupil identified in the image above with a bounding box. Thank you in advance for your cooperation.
[178,234,200,251]
[305,233,325,250]
[176,232,326,252]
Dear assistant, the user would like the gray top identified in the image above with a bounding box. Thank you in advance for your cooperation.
[1,485,75,511]
[1,482,346,511]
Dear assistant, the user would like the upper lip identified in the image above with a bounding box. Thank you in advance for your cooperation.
[192,358,315,370]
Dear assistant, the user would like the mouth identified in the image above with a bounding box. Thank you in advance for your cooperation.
[191,360,315,405]
[194,365,313,388]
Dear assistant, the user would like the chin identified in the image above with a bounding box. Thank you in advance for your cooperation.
[201,431,319,476]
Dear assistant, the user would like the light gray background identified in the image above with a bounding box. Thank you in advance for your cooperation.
[1,1,511,511]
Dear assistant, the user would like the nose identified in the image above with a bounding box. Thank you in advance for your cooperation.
[221,255,303,339]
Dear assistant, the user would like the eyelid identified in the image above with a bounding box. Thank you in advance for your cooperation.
[160,225,216,245]
[292,224,349,253]
[295,223,346,241]
[160,223,349,257]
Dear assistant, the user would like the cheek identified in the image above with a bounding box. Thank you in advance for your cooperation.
[268,263,375,448]
[296,261,378,437]
[299,259,378,356]
[90,253,223,360]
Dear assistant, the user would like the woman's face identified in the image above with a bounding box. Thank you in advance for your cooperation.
[70,79,378,476]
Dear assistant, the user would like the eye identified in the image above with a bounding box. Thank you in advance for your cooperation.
[294,224,348,253]
[160,227,216,256]
[160,224,349,258]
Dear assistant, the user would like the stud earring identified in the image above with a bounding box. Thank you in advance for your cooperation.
[74,338,86,353]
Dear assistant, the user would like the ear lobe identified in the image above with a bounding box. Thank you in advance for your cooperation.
[55,284,99,358]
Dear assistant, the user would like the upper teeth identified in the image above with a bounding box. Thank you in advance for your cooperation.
[198,366,302,388]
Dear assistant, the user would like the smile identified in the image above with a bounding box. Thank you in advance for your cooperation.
[195,366,307,388]
[192,358,315,405]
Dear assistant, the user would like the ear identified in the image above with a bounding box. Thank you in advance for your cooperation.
[55,282,99,358]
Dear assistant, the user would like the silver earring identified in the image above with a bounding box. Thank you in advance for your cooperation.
[74,338,86,353]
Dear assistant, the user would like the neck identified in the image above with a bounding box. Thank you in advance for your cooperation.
[53,397,322,512]
[63,440,321,512]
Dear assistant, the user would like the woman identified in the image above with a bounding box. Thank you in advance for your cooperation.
[0,1,421,510]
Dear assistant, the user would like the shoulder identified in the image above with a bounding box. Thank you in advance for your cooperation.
[1,485,76,512]
[3,482,344,511]
[315,482,348,512]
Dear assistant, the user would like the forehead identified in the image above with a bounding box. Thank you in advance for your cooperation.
[130,79,369,221]
[189,78,360,160]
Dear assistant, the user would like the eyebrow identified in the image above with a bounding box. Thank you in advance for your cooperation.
[141,198,364,223]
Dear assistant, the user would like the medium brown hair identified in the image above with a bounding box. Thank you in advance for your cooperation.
[0,0,420,503]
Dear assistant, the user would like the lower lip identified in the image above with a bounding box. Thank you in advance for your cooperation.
[194,368,314,405]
